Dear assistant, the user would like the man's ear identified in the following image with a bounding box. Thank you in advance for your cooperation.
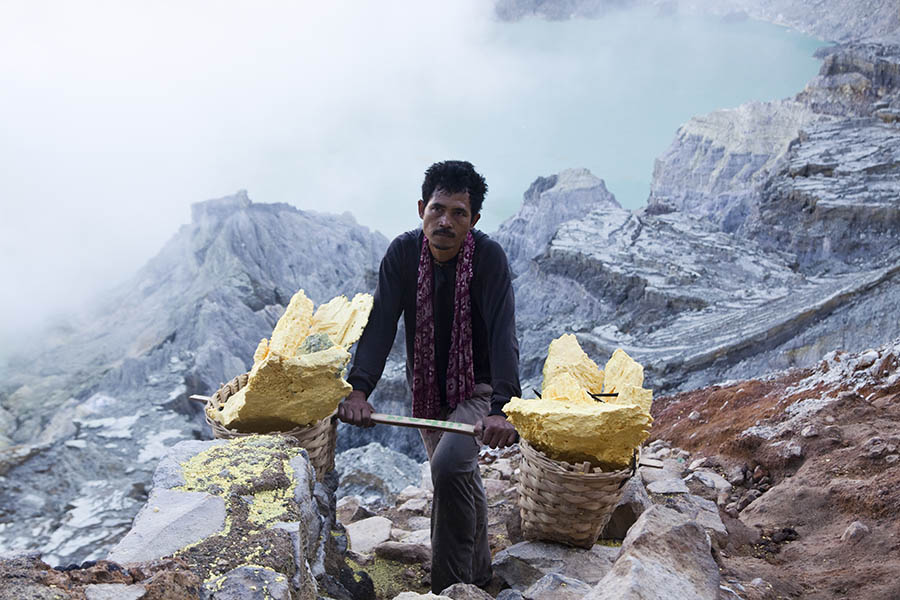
[470,212,481,229]
[418,199,426,219]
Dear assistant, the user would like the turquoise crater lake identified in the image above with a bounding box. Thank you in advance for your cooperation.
[292,8,823,238]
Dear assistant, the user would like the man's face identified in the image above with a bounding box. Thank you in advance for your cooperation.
[418,189,481,259]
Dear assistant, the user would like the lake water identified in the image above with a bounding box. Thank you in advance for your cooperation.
[296,8,824,238]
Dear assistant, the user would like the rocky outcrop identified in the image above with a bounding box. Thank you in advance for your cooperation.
[492,168,620,278]
[0,435,364,600]
[0,193,387,566]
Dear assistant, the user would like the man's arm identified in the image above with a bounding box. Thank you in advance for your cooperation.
[341,237,407,427]
[473,239,521,448]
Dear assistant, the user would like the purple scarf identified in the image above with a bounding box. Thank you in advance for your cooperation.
[412,231,475,419]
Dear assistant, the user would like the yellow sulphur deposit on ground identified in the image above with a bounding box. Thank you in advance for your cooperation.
[503,335,653,469]
[210,289,373,430]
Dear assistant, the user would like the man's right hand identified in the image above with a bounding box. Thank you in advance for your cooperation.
[338,390,375,427]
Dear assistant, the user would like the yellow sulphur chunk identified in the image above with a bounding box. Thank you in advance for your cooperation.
[253,338,270,364]
[218,345,352,429]
[542,333,604,394]
[309,292,374,348]
[610,384,653,414]
[503,395,652,469]
[268,289,314,357]
[604,348,644,393]
[540,372,595,406]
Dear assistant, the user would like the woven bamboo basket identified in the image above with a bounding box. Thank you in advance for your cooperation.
[204,373,338,482]
[517,439,635,548]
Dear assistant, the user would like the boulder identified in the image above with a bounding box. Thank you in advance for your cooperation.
[336,443,424,505]
[439,582,494,599]
[523,573,593,599]
[492,541,618,591]
[106,489,226,564]
[345,516,393,554]
[585,506,720,600]
[601,477,652,540]
[205,565,292,600]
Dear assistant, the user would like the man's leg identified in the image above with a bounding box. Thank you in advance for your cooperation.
[422,384,492,594]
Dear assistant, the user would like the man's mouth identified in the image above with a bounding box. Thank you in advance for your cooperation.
[433,229,455,238]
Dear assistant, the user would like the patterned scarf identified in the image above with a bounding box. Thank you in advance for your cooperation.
[412,231,476,419]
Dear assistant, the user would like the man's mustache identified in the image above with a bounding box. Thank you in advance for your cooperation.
[432,228,455,237]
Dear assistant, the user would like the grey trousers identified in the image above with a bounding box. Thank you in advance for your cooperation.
[420,383,493,594]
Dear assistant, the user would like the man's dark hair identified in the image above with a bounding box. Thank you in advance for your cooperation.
[421,160,488,216]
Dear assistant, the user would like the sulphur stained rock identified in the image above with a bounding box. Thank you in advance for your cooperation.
[219,346,352,430]
[504,373,652,469]
[542,333,604,394]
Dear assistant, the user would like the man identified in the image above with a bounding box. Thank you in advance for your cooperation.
[338,160,521,593]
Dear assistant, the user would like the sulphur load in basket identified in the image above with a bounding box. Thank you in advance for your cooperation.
[503,333,653,471]
[206,289,373,433]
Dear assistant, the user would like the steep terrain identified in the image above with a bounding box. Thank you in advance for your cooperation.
[652,339,900,600]
[0,193,387,565]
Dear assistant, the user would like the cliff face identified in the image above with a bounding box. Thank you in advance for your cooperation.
[506,40,900,395]
[0,194,387,565]
[650,43,900,275]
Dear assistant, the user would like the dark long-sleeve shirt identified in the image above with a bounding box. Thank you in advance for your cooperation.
[347,228,521,417]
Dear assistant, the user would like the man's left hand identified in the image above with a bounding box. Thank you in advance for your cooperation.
[474,415,518,449]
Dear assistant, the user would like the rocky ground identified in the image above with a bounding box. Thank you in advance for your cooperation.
[332,339,899,600]
[2,340,897,599]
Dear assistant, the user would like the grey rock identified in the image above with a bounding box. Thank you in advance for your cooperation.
[84,584,147,600]
[653,494,728,547]
[336,495,375,525]
[492,541,618,591]
[496,590,524,600]
[647,478,689,495]
[584,506,720,600]
[685,470,732,494]
[601,477,652,540]
[439,583,494,600]
[374,541,430,564]
[840,520,870,543]
[105,489,225,564]
[523,573,592,600]
[492,168,620,277]
[206,565,291,600]
[345,516,393,555]
[336,443,423,505]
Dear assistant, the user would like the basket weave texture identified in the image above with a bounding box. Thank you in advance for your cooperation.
[205,373,338,482]
[517,439,633,548]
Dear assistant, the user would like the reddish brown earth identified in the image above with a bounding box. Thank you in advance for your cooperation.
[650,343,900,600]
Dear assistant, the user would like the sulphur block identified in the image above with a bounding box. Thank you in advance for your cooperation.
[604,349,643,394]
[540,372,596,407]
[542,334,605,394]
[309,293,374,348]
[253,338,270,363]
[503,395,652,469]
[610,384,653,415]
[217,345,352,430]
[268,290,314,357]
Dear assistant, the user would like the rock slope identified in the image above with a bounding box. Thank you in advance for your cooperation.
[0,193,387,565]
[507,40,900,396]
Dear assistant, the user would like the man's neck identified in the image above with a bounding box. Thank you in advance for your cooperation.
[428,240,462,264]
